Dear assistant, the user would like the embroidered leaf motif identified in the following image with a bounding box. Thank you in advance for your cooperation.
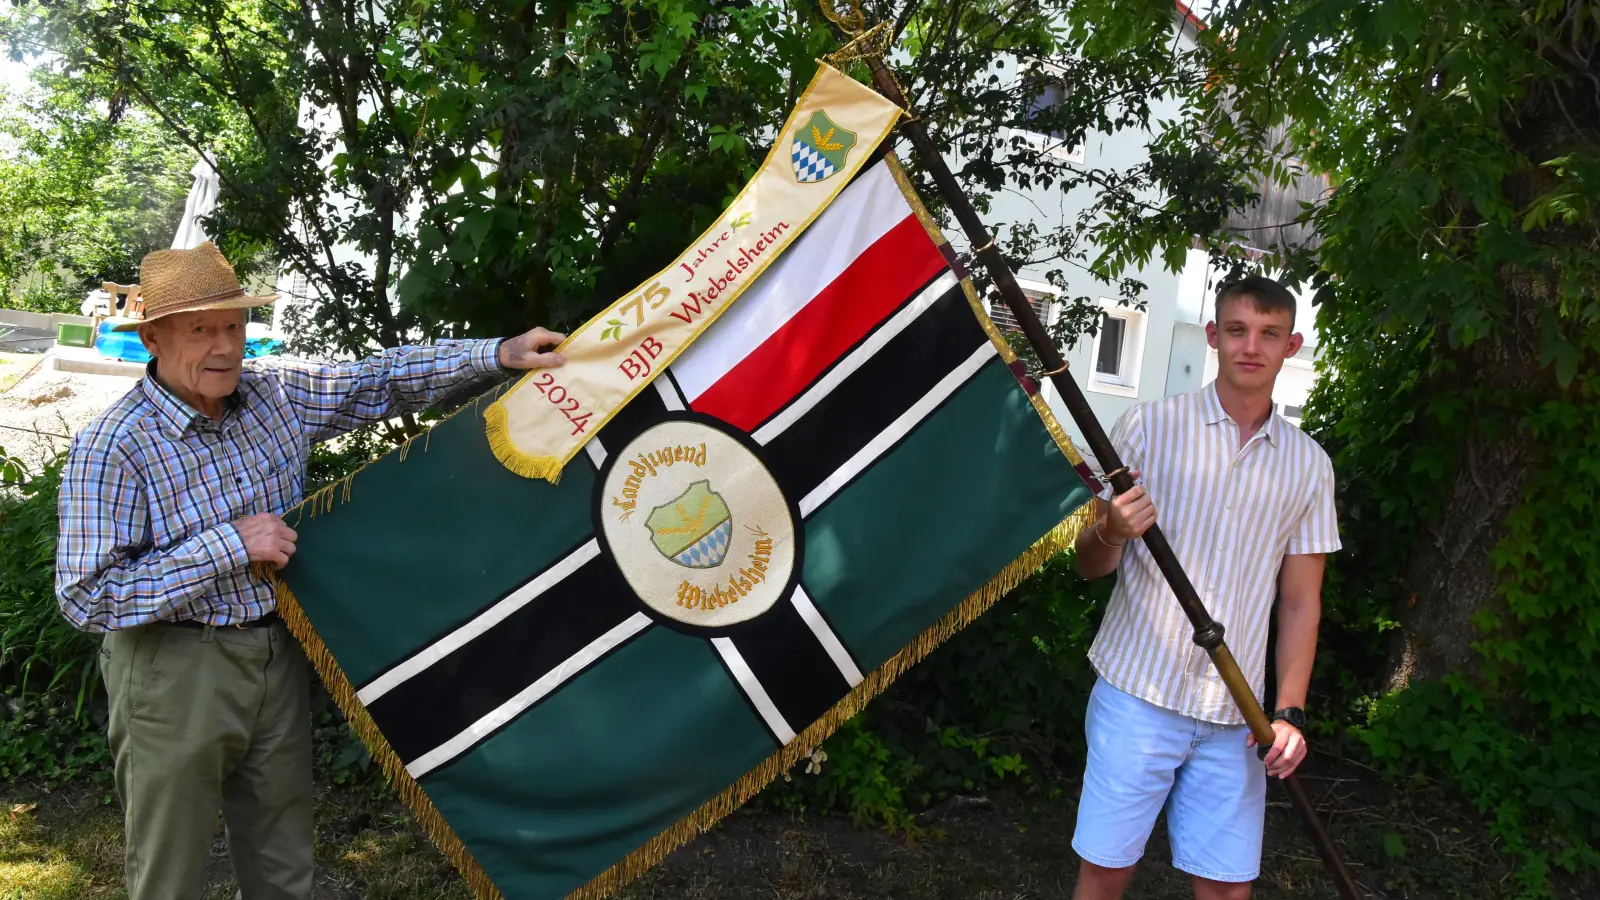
[652,495,713,536]
[601,319,625,341]
[811,125,844,152]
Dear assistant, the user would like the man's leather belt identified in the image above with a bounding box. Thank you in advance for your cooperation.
[167,611,281,630]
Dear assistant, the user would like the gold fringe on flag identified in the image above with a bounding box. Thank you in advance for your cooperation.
[271,502,1090,900]
[267,388,525,899]
[271,574,507,900]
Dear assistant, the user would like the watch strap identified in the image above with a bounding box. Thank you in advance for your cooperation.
[1272,706,1307,729]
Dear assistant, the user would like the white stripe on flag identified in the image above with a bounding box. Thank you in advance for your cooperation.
[751,270,959,445]
[798,342,999,517]
[584,436,608,468]
[406,612,654,779]
[670,163,912,401]
[653,376,686,411]
[358,540,603,705]
[711,637,797,744]
[790,586,863,687]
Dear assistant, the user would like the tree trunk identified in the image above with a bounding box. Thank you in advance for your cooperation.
[1386,423,1538,690]
[1386,281,1548,690]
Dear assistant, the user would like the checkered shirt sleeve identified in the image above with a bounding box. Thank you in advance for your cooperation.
[267,338,505,442]
[55,338,506,632]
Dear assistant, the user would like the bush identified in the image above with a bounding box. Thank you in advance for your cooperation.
[0,448,108,785]
[14,277,85,315]
[1304,333,1600,896]
[1359,679,1600,896]
[0,449,99,710]
[0,688,108,785]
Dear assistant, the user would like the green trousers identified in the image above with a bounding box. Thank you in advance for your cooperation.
[100,620,314,900]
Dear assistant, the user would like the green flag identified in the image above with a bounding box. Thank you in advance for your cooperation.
[275,155,1098,900]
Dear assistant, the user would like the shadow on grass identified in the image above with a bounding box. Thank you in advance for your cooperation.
[2,755,1595,900]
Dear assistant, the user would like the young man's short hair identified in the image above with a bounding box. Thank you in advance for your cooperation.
[1214,274,1296,323]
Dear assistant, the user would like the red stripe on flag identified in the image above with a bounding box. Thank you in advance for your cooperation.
[690,215,948,432]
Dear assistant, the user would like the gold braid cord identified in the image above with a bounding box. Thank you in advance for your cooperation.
[819,0,866,33]
[819,3,910,111]
[825,20,895,65]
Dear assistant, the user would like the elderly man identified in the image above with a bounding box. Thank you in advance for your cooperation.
[56,242,566,900]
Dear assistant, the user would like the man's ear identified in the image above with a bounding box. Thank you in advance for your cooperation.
[137,322,161,356]
[1205,320,1219,349]
[1286,332,1305,357]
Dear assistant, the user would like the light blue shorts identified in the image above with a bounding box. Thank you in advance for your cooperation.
[1071,677,1267,882]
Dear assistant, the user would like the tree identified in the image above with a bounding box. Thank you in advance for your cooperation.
[0,73,194,312]
[22,0,1592,739]
[1069,0,1599,687]
[8,0,1201,358]
[1063,2,1599,881]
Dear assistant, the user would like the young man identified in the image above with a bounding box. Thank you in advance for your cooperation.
[56,242,567,900]
[1069,275,1340,900]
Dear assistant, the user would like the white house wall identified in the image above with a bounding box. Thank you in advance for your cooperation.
[972,14,1203,449]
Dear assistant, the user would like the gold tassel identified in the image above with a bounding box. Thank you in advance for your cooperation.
[562,507,1093,900]
[482,403,566,483]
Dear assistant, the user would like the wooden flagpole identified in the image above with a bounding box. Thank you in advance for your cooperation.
[827,18,1366,900]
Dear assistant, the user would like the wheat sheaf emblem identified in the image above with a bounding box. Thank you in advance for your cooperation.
[811,125,845,152]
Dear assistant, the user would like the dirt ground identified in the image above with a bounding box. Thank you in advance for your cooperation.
[0,353,138,472]
[4,753,1594,900]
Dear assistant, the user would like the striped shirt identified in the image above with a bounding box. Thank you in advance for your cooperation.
[1087,381,1340,725]
[56,339,505,632]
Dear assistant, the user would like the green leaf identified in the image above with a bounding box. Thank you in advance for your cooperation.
[458,210,493,252]
[1552,339,1578,387]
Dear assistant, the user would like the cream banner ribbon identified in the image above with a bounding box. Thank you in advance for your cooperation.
[485,63,903,482]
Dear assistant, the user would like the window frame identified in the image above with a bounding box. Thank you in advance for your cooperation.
[1086,299,1145,398]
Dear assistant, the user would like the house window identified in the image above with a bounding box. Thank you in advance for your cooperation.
[986,285,1054,335]
[1095,317,1126,377]
[1087,303,1144,397]
[1013,75,1084,162]
[1026,80,1068,140]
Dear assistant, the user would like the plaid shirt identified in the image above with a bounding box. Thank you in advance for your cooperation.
[56,339,505,632]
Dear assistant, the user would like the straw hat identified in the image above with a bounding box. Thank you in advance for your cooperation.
[111,242,277,332]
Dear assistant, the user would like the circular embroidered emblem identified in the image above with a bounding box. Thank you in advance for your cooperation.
[599,418,797,629]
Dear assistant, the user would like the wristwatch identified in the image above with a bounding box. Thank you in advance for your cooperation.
[1272,707,1307,730]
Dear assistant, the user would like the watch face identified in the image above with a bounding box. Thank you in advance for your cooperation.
[1278,708,1307,729]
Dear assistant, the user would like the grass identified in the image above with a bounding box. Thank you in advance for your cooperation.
[2,755,1595,899]
[0,784,472,900]
[0,790,122,899]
